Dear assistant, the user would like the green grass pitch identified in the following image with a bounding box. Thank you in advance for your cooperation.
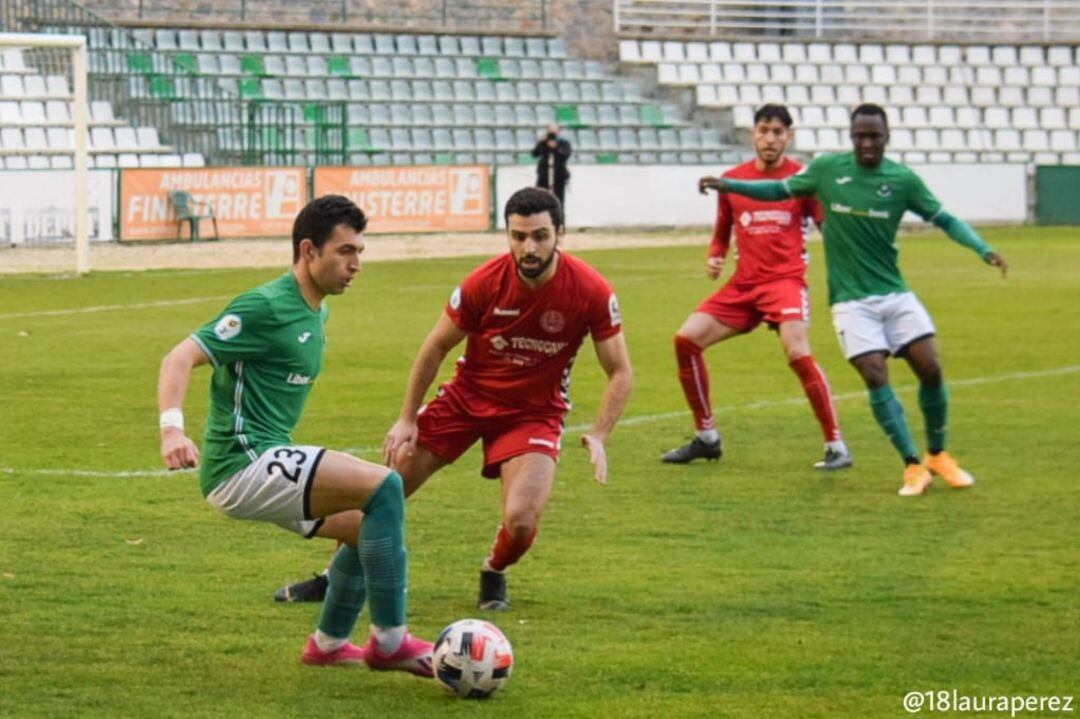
[1,226,1077,718]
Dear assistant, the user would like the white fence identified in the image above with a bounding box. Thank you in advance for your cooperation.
[614,0,1080,41]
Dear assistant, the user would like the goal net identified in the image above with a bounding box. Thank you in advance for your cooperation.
[0,32,91,274]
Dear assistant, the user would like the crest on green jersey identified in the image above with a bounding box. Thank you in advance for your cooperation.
[876,184,893,198]
[214,313,242,340]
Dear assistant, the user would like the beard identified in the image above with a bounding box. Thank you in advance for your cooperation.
[517,250,557,279]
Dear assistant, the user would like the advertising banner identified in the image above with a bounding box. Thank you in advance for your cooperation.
[314,165,490,233]
[120,167,307,240]
[0,169,114,245]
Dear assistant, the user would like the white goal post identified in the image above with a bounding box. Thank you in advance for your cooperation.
[0,32,89,274]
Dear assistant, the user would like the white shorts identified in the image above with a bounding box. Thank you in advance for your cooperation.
[206,445,326,538]
[831,292,936,360]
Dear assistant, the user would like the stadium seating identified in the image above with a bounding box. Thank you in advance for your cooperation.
[621,39,1080,164]
[0,47,204,169]
[41,26,737,167]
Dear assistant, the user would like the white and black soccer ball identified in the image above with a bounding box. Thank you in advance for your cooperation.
[433,618,514,699]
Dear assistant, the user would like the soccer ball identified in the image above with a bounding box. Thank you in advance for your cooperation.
[432,618,514,699]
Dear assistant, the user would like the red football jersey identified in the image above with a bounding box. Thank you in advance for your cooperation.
[443,251,622,415]
[710,157,824,285]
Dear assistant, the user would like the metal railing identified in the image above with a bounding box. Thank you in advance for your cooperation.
[613,0,1080,41]
[3,0,357,165]
[67,0,549,31]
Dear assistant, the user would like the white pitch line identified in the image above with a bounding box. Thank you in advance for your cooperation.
[4,364,1078,479]
[0,295,232,320]
[0,467,193,478]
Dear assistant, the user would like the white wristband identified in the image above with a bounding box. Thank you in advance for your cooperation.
[159,408,185,432]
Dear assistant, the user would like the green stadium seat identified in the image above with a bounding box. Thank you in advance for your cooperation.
[434,152,455,165]
[173,53,198,75]
[126,51,153,74]
[639,104,667,127]
[241,54,266,76]
[475,57,502,80]
[150,75,177,100]
[240,78,263,100]
[348,127,377,152]
[555,104,581,127]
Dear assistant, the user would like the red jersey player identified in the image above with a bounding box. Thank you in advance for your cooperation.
[661,104,851,470]
[382,187,633,610]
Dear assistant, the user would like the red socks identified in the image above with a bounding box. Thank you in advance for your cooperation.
[487,524,538,572]
[674,335,715,431]
[789,355,842,442]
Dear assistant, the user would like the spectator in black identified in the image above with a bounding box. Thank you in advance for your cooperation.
[533,123,572,213]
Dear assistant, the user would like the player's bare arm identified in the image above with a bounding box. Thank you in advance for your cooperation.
[698,175,723,194]
[706,256,726,280]
[382,313,467,464]
[580,332,633,485]
[157,337,210,470]
[985,251,1009,278]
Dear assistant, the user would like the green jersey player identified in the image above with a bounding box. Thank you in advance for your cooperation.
[157,195,433,673]
[702,104,1008,496]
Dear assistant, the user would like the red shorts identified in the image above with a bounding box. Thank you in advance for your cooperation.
[416,385,564,479]
[696,277,809,332]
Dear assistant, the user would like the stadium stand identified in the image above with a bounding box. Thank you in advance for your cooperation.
[18,18,737,167]
[0,46,198,169]
[620,39,1080,164]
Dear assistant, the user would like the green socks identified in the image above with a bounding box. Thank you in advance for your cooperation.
[315,471,409,639]
[918,382,949,454]
[316,544,366,640]
[358,471,408,629]
[868,385,919,462]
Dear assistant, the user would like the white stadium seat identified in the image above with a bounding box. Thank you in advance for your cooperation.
[709,42,733,63]
[686,42,709,62]
[1047,46,1074,66]
[833,43,857,63]
[886,45,912,65]
[1023,130,1050,152]
[1049,130,1078,152]
[781,44,806,63]
[912,45,936,65]
[1041,108,1067,130]
[1012,108,1039,130]
[992,46,1018,66]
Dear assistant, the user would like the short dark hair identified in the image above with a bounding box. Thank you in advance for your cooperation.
[851,103,889,129]
[754,103,793,128]
[292,195,367,262]
[504,187,563,232]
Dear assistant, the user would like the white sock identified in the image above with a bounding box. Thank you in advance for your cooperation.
[372,625,406,655]
[314,629,347,653]
[697,429,720,444]
[481,557,505,574]
[826,440,848,454]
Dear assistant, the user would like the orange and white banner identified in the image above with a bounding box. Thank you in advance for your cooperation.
[120,167,307,241]
[314,165,490,234]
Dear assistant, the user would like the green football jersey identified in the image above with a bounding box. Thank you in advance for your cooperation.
[190,272,328,495]
[783,152,943,304]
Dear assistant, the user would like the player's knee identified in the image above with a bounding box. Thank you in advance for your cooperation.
[918,363,943,389]
[785,345,810,363]
[674,333,702,356]
[503,510,540,542]
[855,361,888,388]
[363,470,404,521]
